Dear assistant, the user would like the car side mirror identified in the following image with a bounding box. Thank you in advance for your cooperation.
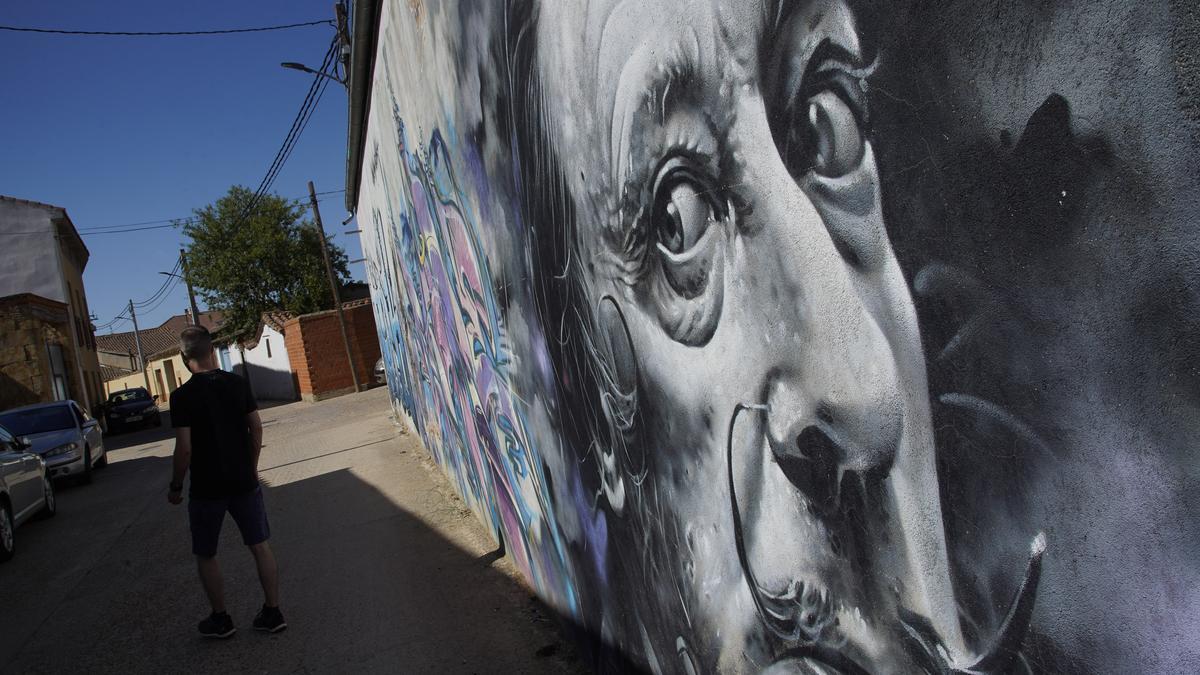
[18,437,32,450]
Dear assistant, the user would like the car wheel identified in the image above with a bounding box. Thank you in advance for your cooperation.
[81,447,94,485]
[39,475,56,519]
[0,502,14,562]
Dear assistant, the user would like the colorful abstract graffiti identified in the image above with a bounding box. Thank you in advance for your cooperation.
[361,94,575,612]
[353,0,1200,672]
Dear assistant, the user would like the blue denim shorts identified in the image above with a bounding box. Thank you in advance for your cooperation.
[188,486,270,558]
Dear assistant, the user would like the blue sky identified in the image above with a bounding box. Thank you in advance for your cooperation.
[0,1,362,333]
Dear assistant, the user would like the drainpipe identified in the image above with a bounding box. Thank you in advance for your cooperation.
[344,0,381,214]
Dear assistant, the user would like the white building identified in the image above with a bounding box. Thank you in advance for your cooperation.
[217,321,297,401]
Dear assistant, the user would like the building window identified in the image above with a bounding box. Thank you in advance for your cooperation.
[265,337,272,359]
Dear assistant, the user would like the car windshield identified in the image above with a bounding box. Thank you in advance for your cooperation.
[0,406,76,435]
[109,390,150,404]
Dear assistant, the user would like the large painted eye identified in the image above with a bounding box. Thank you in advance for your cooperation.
[778,88,864,180]
[642,159,728,346]
[652,171,717,254]
[806,90,863,177]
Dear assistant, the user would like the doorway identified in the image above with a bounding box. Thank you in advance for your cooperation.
[155,368,166,404]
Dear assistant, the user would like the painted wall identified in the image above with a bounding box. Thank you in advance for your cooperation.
[353,1,1200,672]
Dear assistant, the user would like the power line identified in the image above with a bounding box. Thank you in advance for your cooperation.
[132,259,183,308]
[94,313,130,332]
[0,19,332,37]
[138,274,184,315]
[73,196,342,236]
[231,38,340,231]
[72,190,345,233]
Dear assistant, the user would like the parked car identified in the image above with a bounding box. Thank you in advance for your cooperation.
[374,357,386,385]
[102,387,161,434]
[0,422,56,562]
[0,401,106,483]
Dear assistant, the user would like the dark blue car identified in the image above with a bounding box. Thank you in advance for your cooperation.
[103,388,161,434]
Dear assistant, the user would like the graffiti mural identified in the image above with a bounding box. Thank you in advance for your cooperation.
[353,0,1200,672]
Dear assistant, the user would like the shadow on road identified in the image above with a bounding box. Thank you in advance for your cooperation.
[101,411,175,452]
[1,451,635,673]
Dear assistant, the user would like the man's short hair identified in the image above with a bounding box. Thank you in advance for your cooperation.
[180,325,214,362]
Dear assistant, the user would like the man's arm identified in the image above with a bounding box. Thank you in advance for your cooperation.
[247,410,263,470]
[168,427,191,504]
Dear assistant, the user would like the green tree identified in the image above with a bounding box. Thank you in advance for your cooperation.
[182,186,350,340]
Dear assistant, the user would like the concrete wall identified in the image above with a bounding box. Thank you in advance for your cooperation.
[283,302,380,401]
[353,1,1200,672]
[103,369,149,400]
[103,352,187,407]
[0,200,69,304]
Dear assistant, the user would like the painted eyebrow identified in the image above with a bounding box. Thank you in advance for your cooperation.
[612,52,697,224]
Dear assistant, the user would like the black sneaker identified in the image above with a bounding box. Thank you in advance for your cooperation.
[253,605,287,633]
[198,611,236,639]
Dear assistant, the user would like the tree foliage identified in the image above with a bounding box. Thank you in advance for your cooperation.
[182,186,350,340]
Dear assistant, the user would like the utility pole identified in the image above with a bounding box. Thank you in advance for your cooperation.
[180,248,201,326]
[129,300,150,390]
[309,180,361,393]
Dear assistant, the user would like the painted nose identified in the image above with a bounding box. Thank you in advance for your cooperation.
[763,341,905,503]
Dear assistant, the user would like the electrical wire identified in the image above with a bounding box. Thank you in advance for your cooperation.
[231,38,340,230]
[0,19,332,37]
[58,191,344,236]
[132,259,183,308]
[94,313,130,331]
[137,274,183,316]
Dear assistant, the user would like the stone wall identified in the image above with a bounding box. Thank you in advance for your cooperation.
[0,295,77,410]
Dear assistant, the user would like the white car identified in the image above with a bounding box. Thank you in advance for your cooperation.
[0,400,107,484]
[0,422,56,562]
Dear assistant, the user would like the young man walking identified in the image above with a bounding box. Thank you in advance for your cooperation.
[167,325,286,638]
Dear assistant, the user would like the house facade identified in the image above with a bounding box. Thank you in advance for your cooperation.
[97,311,224,405]
[0,196,102,411]
[217,320,299,402]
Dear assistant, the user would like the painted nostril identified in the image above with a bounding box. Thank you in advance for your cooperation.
[796,425,837,461]
[774,425,841,514]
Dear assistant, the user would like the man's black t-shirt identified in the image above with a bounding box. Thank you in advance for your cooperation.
[170,369,258,498]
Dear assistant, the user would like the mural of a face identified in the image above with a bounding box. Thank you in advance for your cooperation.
[361,0,1200,670]
[513,0,1035,671]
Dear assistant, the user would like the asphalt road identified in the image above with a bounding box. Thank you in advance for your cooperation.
[0,387,584,674]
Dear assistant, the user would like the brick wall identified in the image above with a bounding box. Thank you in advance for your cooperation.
[283,301,381,401]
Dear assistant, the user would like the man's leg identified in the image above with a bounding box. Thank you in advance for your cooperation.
[196,555,227,613]
[248,541,280,607]
[189,497,236,637]
[229,486,284,617]
[188,497,227,611]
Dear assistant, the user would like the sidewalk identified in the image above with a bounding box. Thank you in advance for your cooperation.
[0,387,584,674]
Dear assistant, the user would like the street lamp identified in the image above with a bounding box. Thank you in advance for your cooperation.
[281,62,347,87]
